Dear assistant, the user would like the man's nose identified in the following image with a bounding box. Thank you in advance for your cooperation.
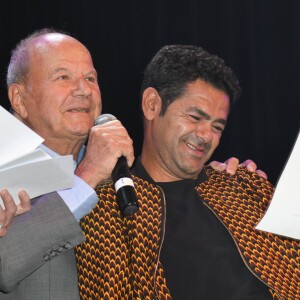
[73,78,92,97]
[195,122,213,143]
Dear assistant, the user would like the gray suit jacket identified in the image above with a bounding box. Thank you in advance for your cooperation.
[0,192,85,300]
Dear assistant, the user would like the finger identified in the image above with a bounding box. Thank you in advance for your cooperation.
[0,189,17,218]
[16,190,31,216]
[0,200,6,230]
[119,139,135,167]
[95,119,120,128]
[209,161,227,172]
[0,203,8,236]
[99,131,134,167]
[238,159,257,172]
[0,189,17,227]
[224,157,239,175]
[93,121,128,137]
[124,153,135,168]
[256,170,268,180]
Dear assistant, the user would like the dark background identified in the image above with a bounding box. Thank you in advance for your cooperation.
[1,0,299,185]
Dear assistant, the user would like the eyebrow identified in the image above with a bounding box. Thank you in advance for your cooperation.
[189,107,227,126]
[48,68,98,78]
[48,67,69,78]
[85,69,98,78]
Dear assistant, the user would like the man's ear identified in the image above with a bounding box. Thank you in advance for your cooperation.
[142,87,162,120]
[8,83,28,118]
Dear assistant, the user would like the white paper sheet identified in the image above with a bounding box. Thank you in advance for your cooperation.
[0,155,74,207]
[0,106,74,207]
[0,106,44,166]
[0,148,50,170]
[256,130,300,240]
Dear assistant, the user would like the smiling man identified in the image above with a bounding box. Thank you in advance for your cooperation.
[76,45,300,299]
[8,32,101,159]
[141,79,229,181]
[7,30,135,182]
[0,29,134,300]
[134,47,271,298]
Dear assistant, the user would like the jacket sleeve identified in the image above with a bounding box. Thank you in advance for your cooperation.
[0,192,85,292]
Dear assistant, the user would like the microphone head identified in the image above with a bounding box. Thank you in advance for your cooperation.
[95,114,117,126]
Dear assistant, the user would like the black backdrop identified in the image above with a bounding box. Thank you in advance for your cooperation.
[1,0,299,185]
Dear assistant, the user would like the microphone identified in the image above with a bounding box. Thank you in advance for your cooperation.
[95,114,139,216]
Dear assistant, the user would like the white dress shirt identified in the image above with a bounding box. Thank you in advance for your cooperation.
[39,144,98,221]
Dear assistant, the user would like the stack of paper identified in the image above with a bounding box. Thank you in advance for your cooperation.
[0,106,74,208]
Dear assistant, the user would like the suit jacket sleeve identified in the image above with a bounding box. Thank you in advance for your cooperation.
[0,192,85,292]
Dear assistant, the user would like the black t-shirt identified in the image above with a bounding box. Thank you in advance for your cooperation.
[132,159,272,300]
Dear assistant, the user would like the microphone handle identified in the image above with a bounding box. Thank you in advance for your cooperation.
[111,156,139,216]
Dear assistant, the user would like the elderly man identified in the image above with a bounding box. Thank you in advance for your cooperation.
[0,28,134,299]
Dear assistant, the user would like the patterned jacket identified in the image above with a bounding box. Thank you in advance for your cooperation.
[76,167,300,300]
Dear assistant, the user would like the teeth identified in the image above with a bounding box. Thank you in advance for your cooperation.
[187,142,197,150]
[186,142,204,152]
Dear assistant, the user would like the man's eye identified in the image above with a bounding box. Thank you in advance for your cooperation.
[58,75,69,80]
[85,76,96,83]
[213,125,224,132]
[190,115,200,121]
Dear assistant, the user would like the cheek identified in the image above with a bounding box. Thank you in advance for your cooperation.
[94,102,102,118]
[29,91,54,113]
[173,120,189,135]
[92,92,102,116]
[153,121,174,152]
[166,122,183,144]
[39,102,58,121]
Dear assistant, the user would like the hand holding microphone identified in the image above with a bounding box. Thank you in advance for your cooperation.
[95,114,138,216]
[75,113,135,203]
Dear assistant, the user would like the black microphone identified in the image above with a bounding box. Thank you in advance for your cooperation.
[95,114,139,216]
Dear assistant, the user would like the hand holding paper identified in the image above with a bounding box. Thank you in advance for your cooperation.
[0,106,74,208]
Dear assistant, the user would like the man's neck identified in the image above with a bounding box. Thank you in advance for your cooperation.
[140,152,201,183]
[43,139,85,162]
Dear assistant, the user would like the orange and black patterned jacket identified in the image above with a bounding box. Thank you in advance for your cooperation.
[76,167,300,300]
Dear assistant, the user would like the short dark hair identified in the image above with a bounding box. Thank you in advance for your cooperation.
[141,45,241,115]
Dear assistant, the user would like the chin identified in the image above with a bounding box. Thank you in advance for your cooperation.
[72,122,92,132]
[70,126,90,137]
[181,162,203,176]
[74,130,90,137]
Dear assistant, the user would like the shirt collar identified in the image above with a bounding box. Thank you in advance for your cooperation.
[39,144,86,169]
[132,156,208,185]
